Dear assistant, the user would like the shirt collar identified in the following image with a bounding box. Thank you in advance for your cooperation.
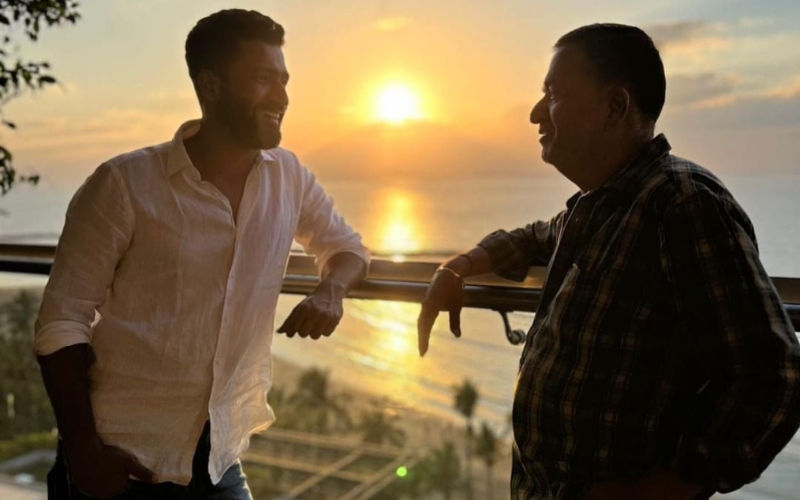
[563,134,670,211]
[165,119,280,178]
[596,133,671,204]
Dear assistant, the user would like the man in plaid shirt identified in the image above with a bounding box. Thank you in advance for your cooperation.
[418,24,800,499]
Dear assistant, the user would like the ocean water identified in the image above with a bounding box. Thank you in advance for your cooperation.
[1,173,799,498]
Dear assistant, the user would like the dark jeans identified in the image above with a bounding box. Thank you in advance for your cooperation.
[47,422,252,500]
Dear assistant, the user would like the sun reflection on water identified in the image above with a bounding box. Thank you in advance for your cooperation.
[354,300,417,358]
[375,189,421,261]
[373,188,424,258]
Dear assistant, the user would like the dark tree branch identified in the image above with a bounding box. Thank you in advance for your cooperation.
[0,0,80,195]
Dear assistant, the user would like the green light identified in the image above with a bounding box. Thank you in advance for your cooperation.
[396,466,408,478]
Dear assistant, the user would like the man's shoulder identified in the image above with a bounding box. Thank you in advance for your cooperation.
[655,154,754,235]
[655,154,733,206]
[262,146,317,184]
[102,141,172,175]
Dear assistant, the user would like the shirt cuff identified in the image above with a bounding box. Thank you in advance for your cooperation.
[315,246,371,275]
[34,320,92,356]
[672,435,756,494]
[477,230,530,282]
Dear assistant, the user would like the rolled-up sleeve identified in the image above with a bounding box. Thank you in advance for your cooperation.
[661,191,800,493]
[34,163,134,356]
[477,210,566,282]
[293,165,369,274]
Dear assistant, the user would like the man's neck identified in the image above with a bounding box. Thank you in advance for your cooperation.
[576,132,654,192]
[184,122,260,181]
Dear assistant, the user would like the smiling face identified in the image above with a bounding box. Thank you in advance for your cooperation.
[530,45,611,182]
[213,40,289,150]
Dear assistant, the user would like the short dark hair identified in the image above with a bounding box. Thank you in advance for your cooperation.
[556,23,666,122]
[185,9,284,82]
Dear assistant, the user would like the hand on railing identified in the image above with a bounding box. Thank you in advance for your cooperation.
[417,265,465,356]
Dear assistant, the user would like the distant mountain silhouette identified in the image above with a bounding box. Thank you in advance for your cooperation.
[305,121,535,180]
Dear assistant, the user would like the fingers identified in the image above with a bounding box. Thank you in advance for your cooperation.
[120,449,156,484]
[319,315,340,338]
[449,304,462,338]
[277,299,341,339]
[276,306,301,337]
[417,271,466,356]
[277,301,311,338]
[417,305,438,357]
[304,313,332,340]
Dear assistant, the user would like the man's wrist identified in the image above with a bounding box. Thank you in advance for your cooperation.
[62,431,103,460]
[632,468,705,498]
[443,254,472,276]
[435,266,464,283]
[315,278,347,297]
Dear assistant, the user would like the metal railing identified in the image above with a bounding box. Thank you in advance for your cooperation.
[1,243,798,332]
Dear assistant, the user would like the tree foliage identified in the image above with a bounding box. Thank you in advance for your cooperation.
[286,366,351,434]
[453,378,479,432]
[356,402,406,446]
[453,378,480,496]
[420,441,463,499]
[0,290,55,439]
[474,421,499,499]
[0,0,81,195]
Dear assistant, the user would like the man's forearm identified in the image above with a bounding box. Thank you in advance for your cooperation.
[38,343,98,444]
[320,251,368,294]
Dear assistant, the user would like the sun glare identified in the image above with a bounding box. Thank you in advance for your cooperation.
[374,84,424,124]
[378,191,421,256]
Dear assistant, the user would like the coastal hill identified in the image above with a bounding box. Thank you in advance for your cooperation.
[305,121,536,180]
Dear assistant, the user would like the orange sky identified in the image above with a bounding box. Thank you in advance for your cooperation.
[3,0,800,187]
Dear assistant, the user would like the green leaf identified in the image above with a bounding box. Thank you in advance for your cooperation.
[37,75,56,86]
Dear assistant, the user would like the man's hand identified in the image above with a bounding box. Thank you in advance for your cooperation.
[65,434,155,499]
[417,267,464,356]
[585,468,704,500]
[278,280,345,339]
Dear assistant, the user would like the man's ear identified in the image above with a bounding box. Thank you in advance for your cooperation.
[195,69,221,106]
[606,86,631,125]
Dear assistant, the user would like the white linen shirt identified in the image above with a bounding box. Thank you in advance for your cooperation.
[34,120,370,485]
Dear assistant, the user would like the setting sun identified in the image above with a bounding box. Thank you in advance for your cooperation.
[374,83,424,124]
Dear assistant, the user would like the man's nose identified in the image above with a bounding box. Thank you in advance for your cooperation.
[530,96,546,124]
[271,83,289,107]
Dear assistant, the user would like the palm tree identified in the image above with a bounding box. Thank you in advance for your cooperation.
[266,386,296,429]
[356,404,406,446]
[474,421,499,500]
[422,441,462,500]
[289,366,351,435]
[453,378,479,496]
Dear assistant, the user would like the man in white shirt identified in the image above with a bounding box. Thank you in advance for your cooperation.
[35,9,369,499]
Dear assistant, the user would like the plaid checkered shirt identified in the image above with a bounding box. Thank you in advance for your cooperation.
[478,135,800,499]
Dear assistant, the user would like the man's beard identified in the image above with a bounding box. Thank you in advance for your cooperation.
[217,93,282,150]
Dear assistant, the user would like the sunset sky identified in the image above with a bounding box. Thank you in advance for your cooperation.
[4,0,800,186]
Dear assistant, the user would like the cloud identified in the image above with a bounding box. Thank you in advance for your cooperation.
[665,71,800,112]
[764,76,800,99]
[649,22,730,58]
[663,86,800,132]
[646,20,712,48]
[5,107,187,183]
[373,17,411,32]
[667,73,738,108]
